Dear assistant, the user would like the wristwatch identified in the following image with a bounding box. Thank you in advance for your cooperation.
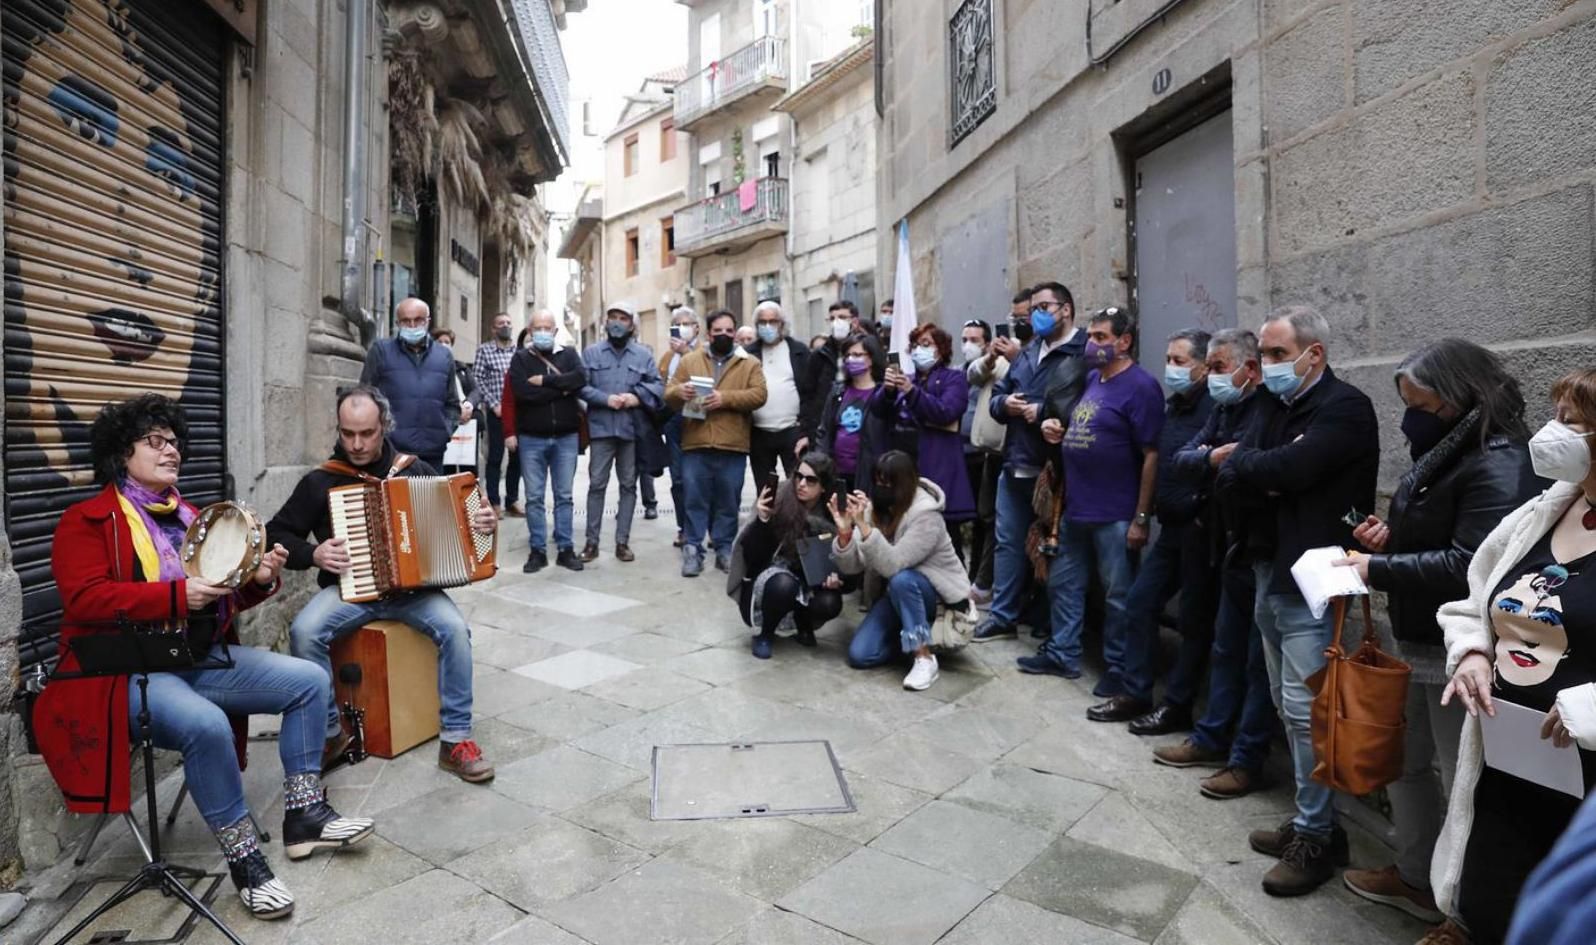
[1134,512,1152,527]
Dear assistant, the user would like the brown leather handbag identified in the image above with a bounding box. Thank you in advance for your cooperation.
[1306,595,1412,795]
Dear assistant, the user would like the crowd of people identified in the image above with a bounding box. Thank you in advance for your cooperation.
[34,284,1596,944]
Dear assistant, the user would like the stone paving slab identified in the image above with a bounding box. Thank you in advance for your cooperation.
[446,815,652,910]
[513,650,642,690]
[870,798,1053,891]
[938,893,1144,945]
[778,847,990,945]
[293,868,524,945]
[375,785,541,865]
[1003,837,1202,942]
[941,762,1108,834]
[657,817,859,900]
[491,745,646,812]
[537,859,763,945]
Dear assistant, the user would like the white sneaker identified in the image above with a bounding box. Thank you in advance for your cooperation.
[903,655,939,691]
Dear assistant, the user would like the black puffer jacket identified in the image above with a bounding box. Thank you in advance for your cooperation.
[1366,425,1541,646]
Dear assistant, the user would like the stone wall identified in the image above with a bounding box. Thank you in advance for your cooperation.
[878,0,1596,490]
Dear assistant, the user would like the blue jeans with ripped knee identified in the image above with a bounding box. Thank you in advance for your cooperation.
[847,569,939,668]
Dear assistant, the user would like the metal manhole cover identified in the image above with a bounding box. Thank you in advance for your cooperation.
[651,740,855,820]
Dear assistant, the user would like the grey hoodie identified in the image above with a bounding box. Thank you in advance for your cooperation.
[832,479,972,604]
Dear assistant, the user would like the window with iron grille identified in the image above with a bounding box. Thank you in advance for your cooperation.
[949,0,996,147]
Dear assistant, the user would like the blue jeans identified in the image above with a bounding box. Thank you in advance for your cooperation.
[137,645,328,829]
[290,585,475,742]
[682,448,745,552]
[848,569,938,668]
[1042,519,1135,675]
[1190,564,1274,772]
[519,432,579,553]
[1254,562,1337,836]
[989,471,1038,626]
[1121,522,1218,705]
[664,415,686,531]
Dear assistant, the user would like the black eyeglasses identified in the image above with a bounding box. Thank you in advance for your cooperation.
[794,473,822,485]
[137,433,183,453]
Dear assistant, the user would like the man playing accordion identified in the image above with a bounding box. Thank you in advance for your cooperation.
[266,385,498,783]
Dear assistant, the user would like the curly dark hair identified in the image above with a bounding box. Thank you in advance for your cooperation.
[89,393,188,485]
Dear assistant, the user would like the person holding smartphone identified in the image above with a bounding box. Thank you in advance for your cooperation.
[964,315,1010,601]
[874,324,976,553]
[726,453,847,659]
[657,307,700,548]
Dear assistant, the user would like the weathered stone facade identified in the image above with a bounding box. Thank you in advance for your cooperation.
[878,0,1596,489]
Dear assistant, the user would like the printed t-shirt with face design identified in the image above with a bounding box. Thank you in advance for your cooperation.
[1489,529,1596,783]
[830,387,872,476]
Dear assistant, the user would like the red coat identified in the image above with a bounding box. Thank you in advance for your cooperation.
[32,483,278,813]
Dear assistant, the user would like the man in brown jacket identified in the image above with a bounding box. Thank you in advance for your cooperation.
[665,309,768,576]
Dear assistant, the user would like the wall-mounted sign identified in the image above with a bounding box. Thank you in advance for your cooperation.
[450,239,480,277]
[1152,67,1173,96]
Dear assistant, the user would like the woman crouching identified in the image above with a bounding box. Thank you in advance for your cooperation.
[832,450,973,691]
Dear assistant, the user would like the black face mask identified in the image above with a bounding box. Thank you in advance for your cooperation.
[709,334,735,357]
[1012,319,1034,342]
[871,482,897,515]
[1401,406,1452,461]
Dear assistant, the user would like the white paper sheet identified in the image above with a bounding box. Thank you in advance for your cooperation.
[1289,546,1370,619]
[443,418,478,467]
[1480,699,1586,799]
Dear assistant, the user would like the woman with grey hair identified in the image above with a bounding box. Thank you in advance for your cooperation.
[1333,338,1539,924]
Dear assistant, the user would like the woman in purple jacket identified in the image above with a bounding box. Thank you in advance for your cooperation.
[875,324,976,547]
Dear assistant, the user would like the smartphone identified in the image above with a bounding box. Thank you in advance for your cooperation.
[761,472,781,497]
[994,323,1012,340]
[670,325,686,340]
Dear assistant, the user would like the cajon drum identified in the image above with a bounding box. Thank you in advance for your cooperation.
[330,620,440,758]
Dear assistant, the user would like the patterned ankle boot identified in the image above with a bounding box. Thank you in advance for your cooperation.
[281,771,375,861]
[216,817,293,920]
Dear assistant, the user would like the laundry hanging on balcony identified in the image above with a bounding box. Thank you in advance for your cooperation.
[739,179,760,213]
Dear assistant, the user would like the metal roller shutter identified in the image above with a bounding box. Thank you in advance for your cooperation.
[2,0,228,669]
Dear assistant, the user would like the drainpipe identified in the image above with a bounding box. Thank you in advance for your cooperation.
[340,0,376,345]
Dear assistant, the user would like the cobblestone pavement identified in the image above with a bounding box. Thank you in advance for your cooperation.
[20,465,1431,945]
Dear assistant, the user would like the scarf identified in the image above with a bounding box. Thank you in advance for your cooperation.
[1403,405,1484,498]
[115,477,196,583]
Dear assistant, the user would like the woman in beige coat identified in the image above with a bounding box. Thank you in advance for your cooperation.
[1428,368,1596,945]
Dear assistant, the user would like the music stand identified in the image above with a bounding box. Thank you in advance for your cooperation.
[48,624,244,945]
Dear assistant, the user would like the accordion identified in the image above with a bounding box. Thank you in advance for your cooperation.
[328,473,497,602]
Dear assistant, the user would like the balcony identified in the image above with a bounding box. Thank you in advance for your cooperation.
[675,36,789,130]
[675,177,789,257]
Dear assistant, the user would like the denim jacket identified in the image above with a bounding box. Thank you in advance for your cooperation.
[580,340,664,440]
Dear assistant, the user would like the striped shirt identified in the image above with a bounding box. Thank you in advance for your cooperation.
[472,341,518,410]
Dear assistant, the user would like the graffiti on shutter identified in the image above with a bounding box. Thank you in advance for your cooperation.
[3,0,228,668]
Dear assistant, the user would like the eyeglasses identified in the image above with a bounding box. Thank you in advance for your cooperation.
[137,433,183,453]
[794,473,822,485]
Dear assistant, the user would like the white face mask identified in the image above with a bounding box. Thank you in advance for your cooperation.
[961,340,983,363]
[831,317,852,340]
[1529,420,1595,484]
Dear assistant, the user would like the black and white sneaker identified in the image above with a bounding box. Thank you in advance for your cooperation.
[282,798,375,861]
[229,849,294,920]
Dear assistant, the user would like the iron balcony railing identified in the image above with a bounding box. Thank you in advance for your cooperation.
[676,35,788,126]
[675,177,789,253]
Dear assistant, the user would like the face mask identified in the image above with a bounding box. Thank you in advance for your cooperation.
[1083,340,1116,366]
[709,334,735,357]
[1529,420,1595,484]
[879,314,893,329]
[1011,319,1034,342]
[606,321,631,343]
[1029,307,1056,338]
[910,346,937,370]
[675,323,697,342]
[1261,350,1309,399]
[398,325,428,345]
[1401,407,1452,461]
[757,324,780,345]
[532,330,556,352]
[1207,367,1248,406]
[1164,364,1194,394]
[845,356,871,377]
[831,318,852,340]
[495,326,513,341]
[961,341,983,363]
[871,482,897,513]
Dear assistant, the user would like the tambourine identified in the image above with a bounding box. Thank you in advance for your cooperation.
[181,501,266,588]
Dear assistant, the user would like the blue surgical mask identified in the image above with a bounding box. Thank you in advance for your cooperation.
[756,324,780,345]
[879,314,893,329]
[1029,306,1056,338]
[398,325,428,345]
[1164,364,1194,394]
[532,330,556,352]
[910,346,937,370]
[1262,350,1309,399]
[606,320,631,341]
[1207,368,1248,405]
